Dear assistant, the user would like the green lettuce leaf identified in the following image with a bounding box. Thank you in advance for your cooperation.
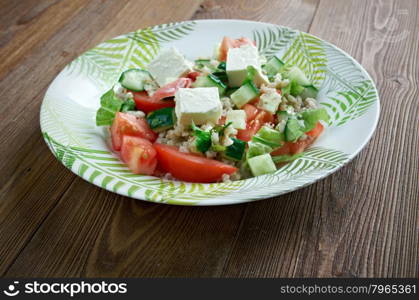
[96,89,123,126]
[300,108,330,132]
[191,122,212,153]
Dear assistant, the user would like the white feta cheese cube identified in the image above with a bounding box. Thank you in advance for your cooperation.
[258,88,282,114]
[175,88,222,126]
[226,110,246,129]
[147,47,192,86]
[226,44,269,87]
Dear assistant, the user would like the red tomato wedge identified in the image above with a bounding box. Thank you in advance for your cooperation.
[306,122,324,138]
[154,144,237,183]
[217,115,226,125]
[132,78,192,113]
[111,112,157,151]
[237,105,274,142]
[236,119,262,142]
[243,104,259,122]
[152,77,192,100]
[271,122,324,156]
[255,110,274,124]
[120,136,157,175]
[186,71,201,82]
[219,36,256,61]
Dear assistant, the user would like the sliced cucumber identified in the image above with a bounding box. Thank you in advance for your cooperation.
[146,107,175,132]
[119,69,152,92]
[248,154,277,176]
[277,111,289,122]
[252,126,284,149]
[263,56,285,76]
[217,61,226,71]
[212,71,228,84]
[287,66,311,86]
[195,59,211,65]
[225,87,239,97]
[192,74,226,95]
[290,80,305,96]
[285,118,304,142]
[300,85,319,99]
[194,59,217,72]
[224,138,246,161]
[230,81,259,108]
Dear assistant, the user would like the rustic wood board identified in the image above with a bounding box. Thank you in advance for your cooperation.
[0,0,417,277]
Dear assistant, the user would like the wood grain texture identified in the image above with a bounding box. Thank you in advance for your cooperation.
[221,0,419,278]
[0,0,203,276]
[0,0,417,278]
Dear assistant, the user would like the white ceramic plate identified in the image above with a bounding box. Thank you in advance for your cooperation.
[40,20,379,206]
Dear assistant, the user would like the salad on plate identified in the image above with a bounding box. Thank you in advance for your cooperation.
[96,36,330,183]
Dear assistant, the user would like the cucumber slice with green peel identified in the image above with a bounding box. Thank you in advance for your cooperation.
[285,118,305,142]
[224,138,246,161]
[230,81,260,108]
[192,74,227,95]
[248,154,277,176]
[194,59,217,71]
[252,126,284,149]
[212,71,228,84]
[300,85,319,99]
[225,87,239,97]
[277,111,289,124]
[195,59,211,64]
[119,69,152,91]
[146,107,175,132]
[217,61,226,71]
[290,80,305,96]
[263,56,285,76]
[287,66,311,86]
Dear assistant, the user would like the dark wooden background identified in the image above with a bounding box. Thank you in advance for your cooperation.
[0,0,417,277]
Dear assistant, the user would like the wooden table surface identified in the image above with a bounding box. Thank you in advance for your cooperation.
[0,0,417,278]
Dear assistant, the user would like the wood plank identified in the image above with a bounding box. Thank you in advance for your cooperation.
[0,0,90,80]
[193,0,319,32]
[4,0,321,277]
[0,137,76,276]
[0,0,202,275]
[6,183,246,277]
[222,0,418,277]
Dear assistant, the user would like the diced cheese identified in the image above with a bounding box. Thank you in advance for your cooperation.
[258,88,282,114]
[175,88,222,126]
[226,110,246,129]
[226,44,269,87]
[147,47,192,86]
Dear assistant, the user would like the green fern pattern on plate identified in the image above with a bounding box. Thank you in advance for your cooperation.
[281,31,327,88]
[66,21,196,87]
[322,80,378,126]
[252,26,296,57]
